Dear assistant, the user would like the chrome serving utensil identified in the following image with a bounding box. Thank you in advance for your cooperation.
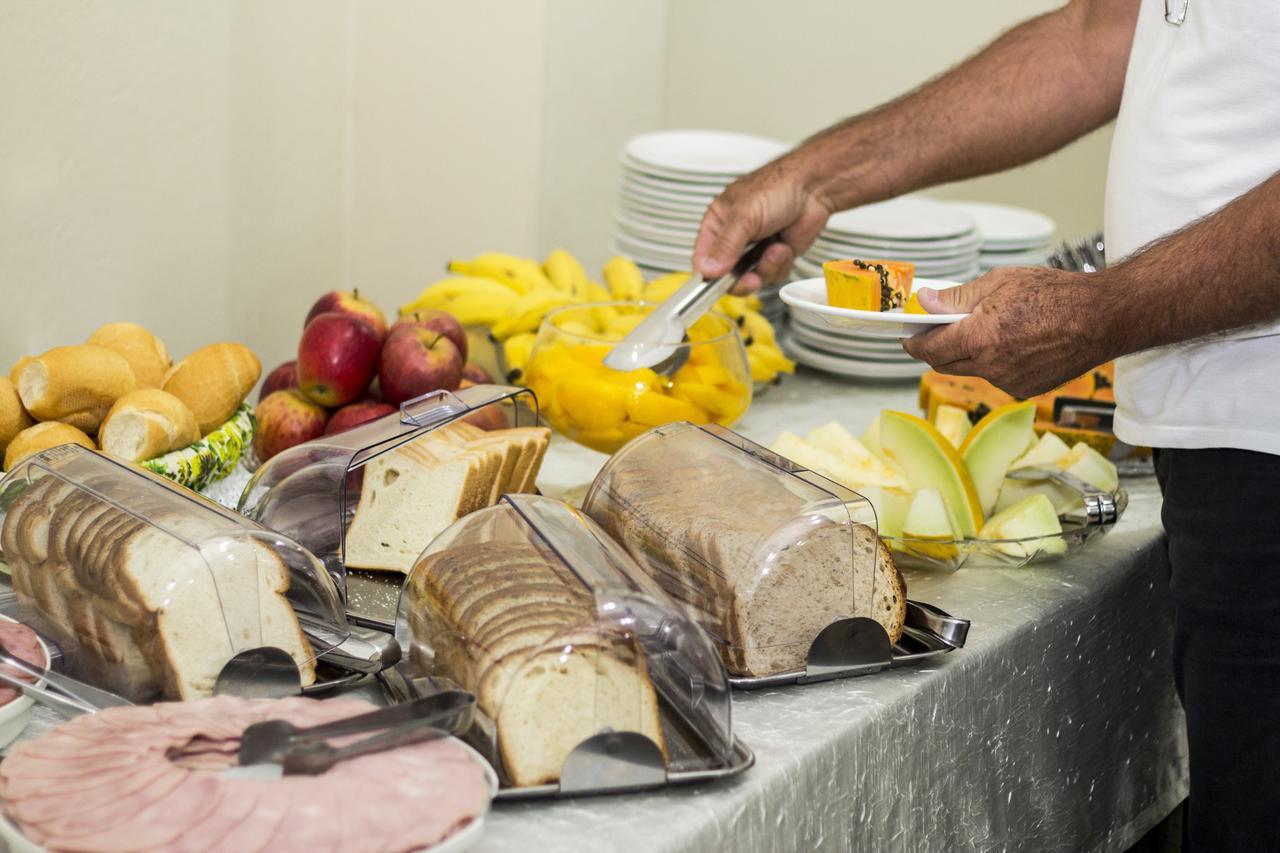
[1004,467,1119,526]
[0,640,133,714]
[213,647,303,699]
[603,235,779,375]
[238,688,474,767]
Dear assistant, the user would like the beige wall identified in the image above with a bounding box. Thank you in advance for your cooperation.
[0,1,1111,374]
[661,0,1112,241]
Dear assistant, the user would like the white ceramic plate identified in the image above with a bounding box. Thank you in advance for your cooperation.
[787,311,913,348]
[613,214,697,247]
[950,200,1055,249]
[788,326,919,361]
[618,184,710,213]
[810,234,983,260]
[615,202,703,229]
[620,170,726,197]
[824,197,976,241]
[779,276,968,339]
[620,158,736,186]
[624,130,789,176]
[0,738,499,853]
[978,246,1054,266]
[781,335,929,380]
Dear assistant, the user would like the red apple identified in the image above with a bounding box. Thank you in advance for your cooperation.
[324,399,396,435]
[254,389,329,461]
[259,360,299,401]
[457,379,507,430]
[378,326,464,405]
[305,289,387,340]
[461,362,493,385]
[298,312,382,407]
[392,309,467,363]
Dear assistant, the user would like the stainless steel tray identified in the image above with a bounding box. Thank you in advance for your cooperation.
[728,600,969,689]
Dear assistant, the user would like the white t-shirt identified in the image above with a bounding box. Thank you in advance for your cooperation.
[1105,0,1280,454]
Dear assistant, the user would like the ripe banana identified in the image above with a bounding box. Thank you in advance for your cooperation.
[489,291,577,340]
[603,256,645,302]
[748,341,796,373]
[747,349,779,384]
[433,290,520,326]
[543,249,588,299]
[642,271,691,303]
[448,253,552,293]
[502,332,537,381]
[400,276,518,315]
[737,310,778,346]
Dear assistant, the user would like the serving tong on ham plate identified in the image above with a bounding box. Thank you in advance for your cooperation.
[0,639,133,715]
[230,689,475,778]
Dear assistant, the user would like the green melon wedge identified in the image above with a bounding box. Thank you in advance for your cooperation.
[879,411,983,538]
[959,401,1037,517]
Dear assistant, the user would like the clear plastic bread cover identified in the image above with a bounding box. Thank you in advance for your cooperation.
[392,493,734,790]
[238,384,537,594]
[0,444,348,702]
[581,421,883,679]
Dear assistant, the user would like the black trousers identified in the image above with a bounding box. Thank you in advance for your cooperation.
[1155,447,1280,852]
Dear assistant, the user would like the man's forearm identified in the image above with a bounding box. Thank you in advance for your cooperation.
[793,0,1139,212]
[1092,171,1280,358]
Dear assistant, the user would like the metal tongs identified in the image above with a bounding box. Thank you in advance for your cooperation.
[234,689,474,777]
[603,235,780,374]
[1004,467,1120,527]
[0,640,134,716]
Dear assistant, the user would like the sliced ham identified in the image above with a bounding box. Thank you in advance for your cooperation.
[0,696,492,853]
[0,620,45,707]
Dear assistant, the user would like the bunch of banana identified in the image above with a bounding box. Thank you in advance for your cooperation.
[399,250,796,383]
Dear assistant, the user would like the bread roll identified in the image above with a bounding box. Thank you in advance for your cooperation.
[98,389,200,463]
[0,378,34,458]
[3,422,95,472]
[15,346,137,433]
[162,343,260,436]
[86,323,171,388]
[8,357,33,387]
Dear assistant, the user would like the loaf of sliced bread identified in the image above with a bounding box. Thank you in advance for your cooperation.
[343,424,551,573]
[595,440,907,678]
[1,470,316,700]
[407,541,666,787]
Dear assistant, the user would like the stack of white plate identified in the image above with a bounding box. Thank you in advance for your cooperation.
[951,201,1055,273]
[614,129,791,322]
[784,307,933,380]
[791,196,982,283]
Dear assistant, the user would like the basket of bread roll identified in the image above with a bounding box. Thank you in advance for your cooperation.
[1,322,259,493]
[0,443,350,703]
[392,492,749,797]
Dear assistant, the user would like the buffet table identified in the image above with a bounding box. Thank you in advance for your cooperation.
[482,370,1188,853]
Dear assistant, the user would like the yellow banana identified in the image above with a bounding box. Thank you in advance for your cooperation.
[642,271,691,303]
[501,332,537,381]
[448,253,551,293]
[433,290,519,326]
[400,276,516,314]
[603,255,645,302]
[737,310,778,346]
[489,291,577,340]
[749,341,796,373]
[543,249,589,299]
[747,349,779,383]
[584,281,620,327]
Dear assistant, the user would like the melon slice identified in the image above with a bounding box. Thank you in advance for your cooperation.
[979,493,1067,558]
[1010,431,1071,471]
[854,484,912,539]
[862,413,883,456]
[806,421,910,490]
[1058,442,1119,493]
[960,401,1037,517]
[878,411,983,538]
[900,488,961,559]
[933,404,972,449]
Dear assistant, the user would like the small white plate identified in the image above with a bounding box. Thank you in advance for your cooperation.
[779,277,968,339]
[810,235,983,260]
[620,171,723,199]
[788,323,919,359]
[781,335,929,380]
[618,184,709,214]
[613,214,696,247]
[787,311,910,348]
[624,130,790,176]
[950,200,1055,248]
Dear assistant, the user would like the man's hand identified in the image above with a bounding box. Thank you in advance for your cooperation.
[901,267,1108,398]
[691,157,833,294]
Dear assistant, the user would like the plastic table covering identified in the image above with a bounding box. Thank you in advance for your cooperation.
[5,371,1186,853]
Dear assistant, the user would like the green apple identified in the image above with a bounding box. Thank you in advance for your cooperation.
[901,488,962,559]
[979,493,1067,558]
[878,411,983,538]
[959,401,1036,517]
[933,404,973,449]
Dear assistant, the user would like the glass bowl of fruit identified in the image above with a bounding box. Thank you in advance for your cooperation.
[523,302,752,455]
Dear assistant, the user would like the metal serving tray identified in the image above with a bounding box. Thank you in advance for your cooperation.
[728,600,969,690]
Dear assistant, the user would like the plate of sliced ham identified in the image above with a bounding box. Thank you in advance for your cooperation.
[0,695,497,853]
